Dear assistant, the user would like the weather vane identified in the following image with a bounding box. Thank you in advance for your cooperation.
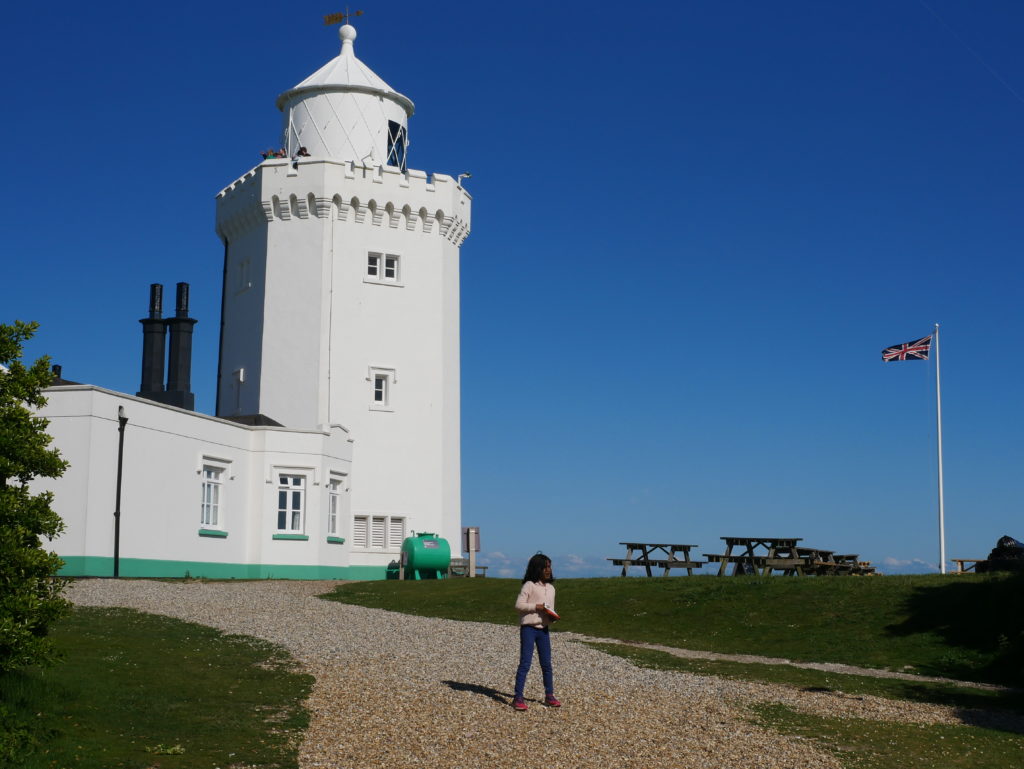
[324,8,363,26]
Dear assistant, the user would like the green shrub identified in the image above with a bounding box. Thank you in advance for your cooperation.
[0,321,70,674]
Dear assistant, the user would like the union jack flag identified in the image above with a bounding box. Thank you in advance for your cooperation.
[882,335,931,362]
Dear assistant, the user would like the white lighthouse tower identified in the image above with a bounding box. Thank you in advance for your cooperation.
[214,23,471,567]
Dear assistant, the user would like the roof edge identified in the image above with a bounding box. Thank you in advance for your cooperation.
[276,83,415,116]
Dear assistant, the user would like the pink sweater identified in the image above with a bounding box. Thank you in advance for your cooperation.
[515,580,556,627]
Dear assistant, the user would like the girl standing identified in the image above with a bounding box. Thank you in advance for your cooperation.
[512,553,561,710]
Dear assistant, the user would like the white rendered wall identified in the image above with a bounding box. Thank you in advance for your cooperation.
[34,386,354,576]
[216,159,470,563]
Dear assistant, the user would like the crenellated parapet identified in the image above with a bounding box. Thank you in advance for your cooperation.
[215,158,471,247]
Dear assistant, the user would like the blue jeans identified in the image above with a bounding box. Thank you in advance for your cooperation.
[514,625,553,699]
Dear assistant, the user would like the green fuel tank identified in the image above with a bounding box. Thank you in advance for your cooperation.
[401,532,451,579]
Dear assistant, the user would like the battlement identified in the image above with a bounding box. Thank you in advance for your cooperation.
[215,159,471,246]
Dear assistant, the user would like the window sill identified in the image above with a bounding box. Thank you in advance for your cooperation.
[326,536,346,545]
[363,278,404,288]
[368,405,394,413]
[272,533,309,541]
[198,528,228,538]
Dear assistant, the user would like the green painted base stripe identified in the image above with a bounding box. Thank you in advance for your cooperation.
[57,555,387,581]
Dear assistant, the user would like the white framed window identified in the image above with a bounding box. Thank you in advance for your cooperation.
[368,367,396,411]
[200,465,223,527]
[371,516,386,548]
[388,517,406,547]
[352,515,406,550]
[353,515,368,548]
[277,474,306,533]
[365,252,402,286]
[327,477,344,536]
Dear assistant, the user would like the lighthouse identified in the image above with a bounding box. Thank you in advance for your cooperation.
[214,22,471,566]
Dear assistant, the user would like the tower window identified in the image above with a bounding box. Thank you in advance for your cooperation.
[386,120,407,171]
[365,252,402,286]
[368,367,396,411]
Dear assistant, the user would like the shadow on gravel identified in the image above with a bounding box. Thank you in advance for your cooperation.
[442,680,510,705]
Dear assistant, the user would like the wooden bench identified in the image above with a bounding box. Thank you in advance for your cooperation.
[608,557,705,577]
[448,559,488,578]
[703,553,767,575]
[951,559,985,574]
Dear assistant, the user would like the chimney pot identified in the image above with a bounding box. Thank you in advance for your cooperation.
[149,283,163,319]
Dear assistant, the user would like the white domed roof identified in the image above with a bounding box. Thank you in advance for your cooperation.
[276,25,414,116]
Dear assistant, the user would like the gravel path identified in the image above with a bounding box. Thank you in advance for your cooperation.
[67,580,1022,769]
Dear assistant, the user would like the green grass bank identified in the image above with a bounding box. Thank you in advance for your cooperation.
[0,607,312,768]
[325,572,1024,686]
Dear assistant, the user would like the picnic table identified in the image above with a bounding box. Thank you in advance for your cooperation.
[704,537,805,576]
[608,542,705,577]
[797,547,836,575]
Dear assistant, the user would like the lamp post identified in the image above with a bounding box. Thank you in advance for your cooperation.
[113,406,128,577]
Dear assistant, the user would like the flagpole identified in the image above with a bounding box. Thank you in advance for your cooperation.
[934,323,946,574]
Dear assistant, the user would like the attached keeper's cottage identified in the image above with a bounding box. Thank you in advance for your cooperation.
[35,22,471,579]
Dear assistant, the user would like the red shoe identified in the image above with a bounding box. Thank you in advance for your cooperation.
[544,694,561,707]
[512,697,528,711]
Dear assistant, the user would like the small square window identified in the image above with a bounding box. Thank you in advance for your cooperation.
[365,252,401,286]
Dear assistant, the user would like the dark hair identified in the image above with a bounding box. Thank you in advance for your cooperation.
[522,553,553,584]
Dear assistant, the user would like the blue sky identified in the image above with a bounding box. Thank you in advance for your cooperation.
[4,1,1022,577]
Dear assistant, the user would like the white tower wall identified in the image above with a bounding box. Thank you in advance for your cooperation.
[216,159,470,557]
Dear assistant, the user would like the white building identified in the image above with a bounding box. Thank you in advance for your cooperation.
[35,23,471,579]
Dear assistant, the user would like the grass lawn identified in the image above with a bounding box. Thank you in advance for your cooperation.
[323,572,1024,686]
[751,703,1024,769]
[588,642,1024,714]
[0,606,312,769]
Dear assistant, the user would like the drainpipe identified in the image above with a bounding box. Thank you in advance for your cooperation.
[113,405,128,578]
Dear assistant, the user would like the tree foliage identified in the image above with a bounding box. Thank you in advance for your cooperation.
[0,321,70,673]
